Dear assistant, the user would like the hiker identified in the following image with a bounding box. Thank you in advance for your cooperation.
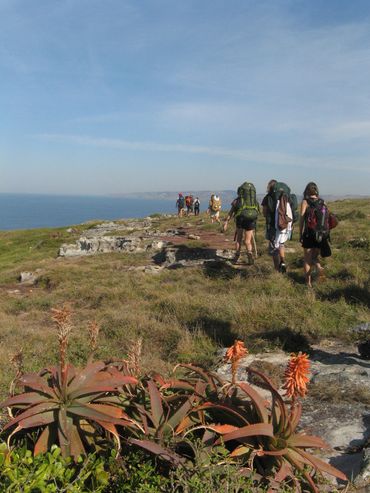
[223,182,259,265]
[176,193,185,217]
[299,182,331,287]
[262,180,298,273]
[194,197,200,216]
[208,194,222,224]
[185,195,193,216]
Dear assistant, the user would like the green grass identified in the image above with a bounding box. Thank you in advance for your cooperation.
[0,200,369,402]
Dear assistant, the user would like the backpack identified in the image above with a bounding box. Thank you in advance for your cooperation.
[305,198,330,243]
[210,196,221,212]
[235,182,259,221]
[194,199,200,208]
[178,196,185,208]
[185,196,191,207]
[266,182,298,226]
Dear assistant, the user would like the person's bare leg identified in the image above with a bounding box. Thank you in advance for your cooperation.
[234,229,243,262]
[279,245,286,272]
[273,251,280,270]
[312,248,325,280]
[244,230,254,264]
[304,248,313,287]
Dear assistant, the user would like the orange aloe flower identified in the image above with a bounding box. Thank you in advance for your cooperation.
[282,352,310,399]
[225,340,248,383]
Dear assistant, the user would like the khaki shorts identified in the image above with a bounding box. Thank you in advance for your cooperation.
[210,210,220,218]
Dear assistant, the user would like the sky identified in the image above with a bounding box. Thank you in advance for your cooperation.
[1,0,370,196]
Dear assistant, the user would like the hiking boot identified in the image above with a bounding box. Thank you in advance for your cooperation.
[279,261,287,273]
[232,252,241,264]
[247,252,254,265]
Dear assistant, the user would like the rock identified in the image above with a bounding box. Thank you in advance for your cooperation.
[358,341,370,360]
[146,240,166,251]
[188,234,201,240]
[59,236,145,257]
[354,447,370,489]
[19,271,41,285]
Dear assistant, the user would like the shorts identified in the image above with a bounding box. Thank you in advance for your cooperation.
[269,241,285,256]
[235,217,256,231]
[302,233,321,249]
[210,210,220,218]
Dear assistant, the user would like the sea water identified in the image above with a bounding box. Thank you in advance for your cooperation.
[0,194,175,230]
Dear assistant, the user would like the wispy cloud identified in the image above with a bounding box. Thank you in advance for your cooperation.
[325,120,370,141]
[36,133,370,173]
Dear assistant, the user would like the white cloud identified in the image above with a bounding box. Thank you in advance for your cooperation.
[325,121,370,141]
[36,133,370,172]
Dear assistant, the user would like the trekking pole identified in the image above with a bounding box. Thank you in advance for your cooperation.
[252,231,258,258]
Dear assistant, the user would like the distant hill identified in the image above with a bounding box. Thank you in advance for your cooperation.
[113,191,370,204]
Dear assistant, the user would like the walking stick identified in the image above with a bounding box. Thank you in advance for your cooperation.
[252,230,258,258]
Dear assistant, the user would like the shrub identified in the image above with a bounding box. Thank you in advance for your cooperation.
[0,442,109,492]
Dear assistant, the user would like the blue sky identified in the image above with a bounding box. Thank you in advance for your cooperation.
[1,0,370,196]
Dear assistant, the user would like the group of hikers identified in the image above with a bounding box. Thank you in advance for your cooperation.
[176,194,201,217]
[176,180,338,288]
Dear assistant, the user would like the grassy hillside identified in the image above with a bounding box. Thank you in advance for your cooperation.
[0,198,369,400]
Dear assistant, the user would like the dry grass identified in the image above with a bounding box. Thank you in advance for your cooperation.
[0,199,369,400]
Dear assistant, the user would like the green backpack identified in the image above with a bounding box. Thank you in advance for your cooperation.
[235,182,259,221]
[266,182,299,226]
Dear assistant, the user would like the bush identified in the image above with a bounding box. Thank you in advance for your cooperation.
[0,443,109,492]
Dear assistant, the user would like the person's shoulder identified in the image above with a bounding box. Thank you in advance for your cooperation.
[261,194,269,205]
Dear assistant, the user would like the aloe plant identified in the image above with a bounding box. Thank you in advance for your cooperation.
[1,362,139,458]
[179,366,348,492]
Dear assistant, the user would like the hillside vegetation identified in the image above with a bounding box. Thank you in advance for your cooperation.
[0,198,369,401]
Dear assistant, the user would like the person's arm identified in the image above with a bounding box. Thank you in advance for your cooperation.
[299,200,308,239]
[223,205,235,231]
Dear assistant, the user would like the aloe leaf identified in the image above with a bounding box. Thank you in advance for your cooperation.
[192,402,250,426]
[19,410,56,429]
[129,438,186,465]
[67,361,106,393]
[289,403,302,433]
[230,445,251,457]
[69,377,137,400]
[288,433,329,449]
[274,462,294,482]
[167,398,193,430]
[174,364,217,391]
[2,402,58,432]
[67,403,124,424]
[1,392,51,407]
[295,448,347,480]
[18,374,57,398]
[58,407,70,457]
[236,382,269,423]
[95,420,121,452]
[87,403,123,418]
[217,423,274,444]
[147,380,164,429]
[34,426,51,456]
[70,423,86,458]
[207,424,239,434]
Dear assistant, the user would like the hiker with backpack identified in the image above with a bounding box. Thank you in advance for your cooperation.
[185,195,194,215]
[176,193,185,217]
[194,197,200,216]
[208,194,222,224]
[223,182,259,265]
[299,182,332,287]
[262,180,298,273]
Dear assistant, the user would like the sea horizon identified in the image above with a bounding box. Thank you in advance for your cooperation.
[0,193,175,231]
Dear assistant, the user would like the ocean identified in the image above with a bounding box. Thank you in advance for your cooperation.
[0,194,175,231]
